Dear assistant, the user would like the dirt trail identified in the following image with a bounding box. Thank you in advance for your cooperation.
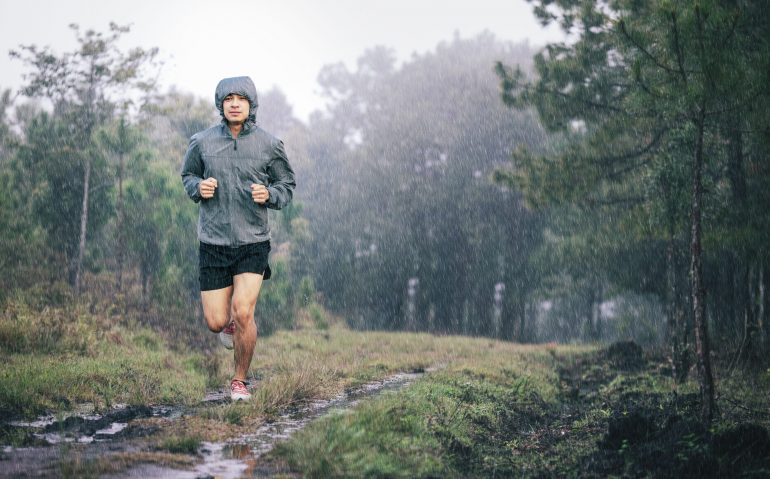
[1,372,422,478]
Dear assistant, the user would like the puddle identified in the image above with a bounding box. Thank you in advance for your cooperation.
[8,401,104,430]
[1,371,423,479]
[8,404,172,446]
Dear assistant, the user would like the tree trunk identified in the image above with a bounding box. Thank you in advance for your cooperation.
[759,266,767,353]
[75,73,97,297]
[661,173,690,382]
[522,300,532,343]
[74,158,91,295]
[727,122,751,359]
[518,294,527,342]
[690,110,715,424]
[736,264,759,365]
[667,235,690,383]
[116,149,125,292]
[593,282,603,341]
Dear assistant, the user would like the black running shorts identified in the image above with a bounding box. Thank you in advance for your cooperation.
[199,241,272,291]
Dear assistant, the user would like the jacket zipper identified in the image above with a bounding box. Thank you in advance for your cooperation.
[225,124,239,150]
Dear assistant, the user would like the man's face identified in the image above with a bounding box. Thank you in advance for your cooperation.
[223,94,250,124]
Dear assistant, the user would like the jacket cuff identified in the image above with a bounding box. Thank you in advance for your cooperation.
[266,186,279,208]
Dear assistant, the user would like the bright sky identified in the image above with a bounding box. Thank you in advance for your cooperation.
[0,0,563,121]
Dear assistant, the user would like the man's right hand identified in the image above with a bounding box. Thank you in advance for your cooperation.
[199,177,218,199]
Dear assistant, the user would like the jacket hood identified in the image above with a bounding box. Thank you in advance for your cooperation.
[215,76,258,124]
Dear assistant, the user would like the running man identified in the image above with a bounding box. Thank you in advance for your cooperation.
[181,76,296,400]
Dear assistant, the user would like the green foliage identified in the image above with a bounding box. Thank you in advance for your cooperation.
[0,93,50,298]
[9,23,160,292]
[305,34,550,337]
[0,290,93,355]
[605,294,666,346]
[12,110,114,282]
[2,13,768,363]
[297,275,316,307]
[307,303,329,330]
[496,0,770,354]
[258,260,294,336]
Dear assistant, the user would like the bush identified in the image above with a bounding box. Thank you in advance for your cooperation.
[298,275,316,307]
[0,298,97,355]
[308,303,328,330]
[258,260,294,336]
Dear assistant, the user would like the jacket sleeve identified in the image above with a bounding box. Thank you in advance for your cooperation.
[181,135,203,203]
[265,139,296,210]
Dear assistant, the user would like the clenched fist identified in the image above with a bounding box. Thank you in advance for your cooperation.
[199,177,218,199]
[251,183,270,205]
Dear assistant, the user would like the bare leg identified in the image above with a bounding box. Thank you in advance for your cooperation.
[231,273,263,381]
[201,286,234,333]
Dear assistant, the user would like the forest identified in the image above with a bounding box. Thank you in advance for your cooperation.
[1,1,769,477]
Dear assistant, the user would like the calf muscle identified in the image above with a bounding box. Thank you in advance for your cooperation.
[232,273,263,381]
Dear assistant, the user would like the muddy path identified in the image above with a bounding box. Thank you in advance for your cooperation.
[1,372,423,478]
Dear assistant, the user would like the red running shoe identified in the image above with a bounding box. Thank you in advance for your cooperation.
[230,379,251,401]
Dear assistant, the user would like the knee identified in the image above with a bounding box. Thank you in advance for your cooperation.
[204,313,228,333]
[231,301,255,327]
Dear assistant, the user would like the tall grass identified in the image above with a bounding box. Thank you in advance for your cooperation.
[0,295,208,419]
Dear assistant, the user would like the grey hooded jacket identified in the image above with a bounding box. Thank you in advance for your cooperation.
[181,76,296,246]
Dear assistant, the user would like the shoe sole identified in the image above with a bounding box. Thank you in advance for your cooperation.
[219,331,234,350]
[231,393,251,401]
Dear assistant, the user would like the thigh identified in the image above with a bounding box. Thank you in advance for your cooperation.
[232,273,264,315]
[201,286,233,329]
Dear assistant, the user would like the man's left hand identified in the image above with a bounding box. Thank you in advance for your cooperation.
[251,183,270,205]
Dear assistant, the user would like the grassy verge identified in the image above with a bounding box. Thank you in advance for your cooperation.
[268,340,576,478]
[273,371,550,478]
[268,343,770,478]
[0,296,208,421]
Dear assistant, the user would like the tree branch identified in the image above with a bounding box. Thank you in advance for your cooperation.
[670,12,690,85]
[533,83,627,115]
[618,19,679,76]
[594,128,666,166]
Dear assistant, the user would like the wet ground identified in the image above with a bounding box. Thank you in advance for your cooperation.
[0,372,422,478]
